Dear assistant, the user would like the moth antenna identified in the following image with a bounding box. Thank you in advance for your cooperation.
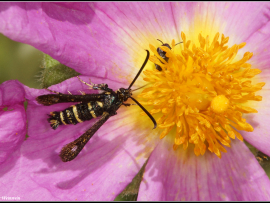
[128,50,150,90]
[129,96,157,129]
[175,42,183,46]
[157,39,164,44]
[131,84,148,92]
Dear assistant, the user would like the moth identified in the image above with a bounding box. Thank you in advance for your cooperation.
[155,39,182,71]
[36,50,156,162]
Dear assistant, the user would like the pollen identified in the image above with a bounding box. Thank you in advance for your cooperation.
[139,32,265,158]
[211,95,229,114]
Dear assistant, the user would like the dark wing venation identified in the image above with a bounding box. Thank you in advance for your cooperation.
[59,112,111,162]
[36,94,106,106]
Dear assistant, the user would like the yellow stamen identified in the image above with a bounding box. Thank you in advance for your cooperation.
[139,32,265,158]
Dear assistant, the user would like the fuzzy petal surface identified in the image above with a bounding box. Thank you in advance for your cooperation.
[169,2,270,43]
[0,2,149,85]
[231,12,270,156]
[138,138,270,201]
[0,76,160,200]
[1,2,270,201]
[0,80,26,164]
[241,67,270,156]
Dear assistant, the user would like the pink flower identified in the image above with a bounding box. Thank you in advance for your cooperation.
[0,2,270,201]
[0,80,26,164]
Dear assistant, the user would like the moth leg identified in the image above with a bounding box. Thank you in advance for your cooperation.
[78,90,86,95]
[77,76,111,92]
[67,91,72,95]
[45,88,63,94]
[77,76,94,88]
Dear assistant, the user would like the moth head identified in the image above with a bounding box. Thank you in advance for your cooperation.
[119,88,132,101]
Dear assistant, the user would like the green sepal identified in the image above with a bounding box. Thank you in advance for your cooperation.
[114,160,148,201]
[41,54,80,88]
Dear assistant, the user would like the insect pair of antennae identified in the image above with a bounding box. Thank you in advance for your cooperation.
[131,84,148,92]
[128,50,150,90]
[127,50,157,129]
[157,39,183,46]
[130,96,157,129]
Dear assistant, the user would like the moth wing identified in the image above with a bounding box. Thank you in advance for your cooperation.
[59,112,111,162]
[36,94,105,106]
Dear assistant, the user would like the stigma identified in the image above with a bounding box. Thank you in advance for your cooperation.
[139,32,265,158]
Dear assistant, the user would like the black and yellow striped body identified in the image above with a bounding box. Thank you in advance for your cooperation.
[47,89,123,130]
[49,101,104,129]
[35,50,156,162]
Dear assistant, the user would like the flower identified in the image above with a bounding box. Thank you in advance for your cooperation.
[142,33,263,158]
[0,2,270,201]
[0,80,26,165]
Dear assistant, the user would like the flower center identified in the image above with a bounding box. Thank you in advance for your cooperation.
[139,32,265,158]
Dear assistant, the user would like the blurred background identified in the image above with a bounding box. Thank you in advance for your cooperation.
[0,33,43,88]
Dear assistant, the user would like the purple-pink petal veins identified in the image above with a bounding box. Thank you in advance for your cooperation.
[169,2,270,43]
[0,1,270,201]
[241,69,270,156]
[235,9,270,156]
[138,138,270,201]
[0,80,26,164]
[0,2,144,85]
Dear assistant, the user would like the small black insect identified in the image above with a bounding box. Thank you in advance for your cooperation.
[256,150,270,165]
[36,50,156,162]
[155,39,182,71]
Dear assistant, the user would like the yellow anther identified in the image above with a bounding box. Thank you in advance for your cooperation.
[211,95,229,114]
[139,32,264,158]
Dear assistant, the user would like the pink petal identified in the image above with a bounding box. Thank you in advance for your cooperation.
[221,2,270,43]
[0,149,59,200]
[1,76,160,200]
[93,2,179,46]
[0,80,26,164]
[170,2,270,43]
[0,116,158,200]
[0,80,25,106]
[245,11,270,71]
[0,3,149,85]
[138,138,270,201]
[237,2,270,156]
[241,67,270,156]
